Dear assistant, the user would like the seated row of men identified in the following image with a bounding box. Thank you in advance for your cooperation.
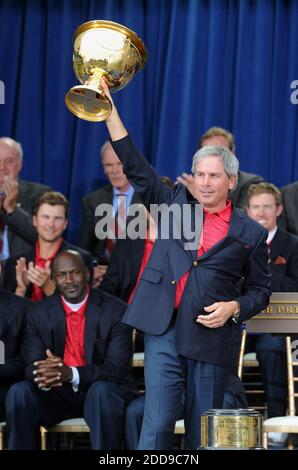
[0,250,138,449]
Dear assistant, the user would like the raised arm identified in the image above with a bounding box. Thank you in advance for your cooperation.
[101,79,172,208]
[101,80,128,141]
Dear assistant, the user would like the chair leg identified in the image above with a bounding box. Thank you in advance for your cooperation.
[41,431,47,450]
[287,434,293,451]
[263,432,268,449]
[0,431,3,450]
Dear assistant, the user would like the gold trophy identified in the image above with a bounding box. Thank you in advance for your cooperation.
[201,409,263,449]
[65,20,147,122]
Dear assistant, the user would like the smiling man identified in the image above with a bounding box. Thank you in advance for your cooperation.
[245,183,298,445]
[3,191,92,300]
[101,79,271,450]
[5,250,135,449]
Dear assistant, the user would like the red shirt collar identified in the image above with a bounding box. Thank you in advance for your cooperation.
[61,287,90,317]
[35,238,63,264]
[203,199,232,223]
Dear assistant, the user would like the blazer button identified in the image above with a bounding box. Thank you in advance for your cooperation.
[193,261,199,267]
[171,280,176,285]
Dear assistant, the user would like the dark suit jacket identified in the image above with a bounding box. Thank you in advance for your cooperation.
[229,171,264,209]
[0,290,31,384]
[3,240,93,296]
[111,135,271,368]
[100,237,145,302]
[279,181,298,236]
[269,228,298,292]
[23,289,135,399]
[0,179,52,256]
[79,184,142,261]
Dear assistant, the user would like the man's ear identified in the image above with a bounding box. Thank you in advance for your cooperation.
[17,156,23,173]
[86,268,90,282]
[32,215,37,227]
[277,204,283,217]
[229,175,237,191]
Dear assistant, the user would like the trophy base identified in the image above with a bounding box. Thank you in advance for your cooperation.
[65,85,112,122]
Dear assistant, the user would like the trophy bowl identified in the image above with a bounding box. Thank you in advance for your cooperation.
[65,20,147,122]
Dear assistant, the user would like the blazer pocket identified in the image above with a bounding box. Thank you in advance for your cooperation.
[140,268,162,284]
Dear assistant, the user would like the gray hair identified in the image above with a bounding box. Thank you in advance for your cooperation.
[191,145,239,189]
[0,137,23,160]
[100,140,112,160]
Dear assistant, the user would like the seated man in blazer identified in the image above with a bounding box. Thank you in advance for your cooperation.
[279,181,298,236]
[79,140,142,287]
[102,80,271,450]
[0,137,51,259]
[5,250,136,449]
[0,289,31,421]
[245,182,298,446]
[3,191,93,300]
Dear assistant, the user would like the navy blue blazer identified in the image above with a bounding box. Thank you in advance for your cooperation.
[23,288,136,399]
[111,135,271,368]
[269,228,298,292]
[0,290,31,384]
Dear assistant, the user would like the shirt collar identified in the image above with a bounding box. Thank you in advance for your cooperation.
[203,199,232,222]
[113,184,134,197]
[61,287,90,316]
[267,226,278,244]
[35,238,63,263]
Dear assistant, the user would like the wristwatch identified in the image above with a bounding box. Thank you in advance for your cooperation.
[231,301,241,323]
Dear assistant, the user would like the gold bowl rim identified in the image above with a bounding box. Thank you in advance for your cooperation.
[73,20,147,71]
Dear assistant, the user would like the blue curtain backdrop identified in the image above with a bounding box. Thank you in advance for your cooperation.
[0,0,297,242]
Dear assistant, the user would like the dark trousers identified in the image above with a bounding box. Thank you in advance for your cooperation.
[226,332,287,418]
[5,380,127,449]
[125,393,145,450]
[251,334,287,417]
[138,323,229,450]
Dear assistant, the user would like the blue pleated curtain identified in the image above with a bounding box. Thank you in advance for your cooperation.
[0,0,297,242]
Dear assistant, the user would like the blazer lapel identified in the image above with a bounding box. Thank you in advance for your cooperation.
[84,289,100,363]
[50,295,66,358]
[198,208,248,261]
[269,228,285,261]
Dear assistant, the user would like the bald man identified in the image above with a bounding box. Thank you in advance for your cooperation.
[5,250,136,449]
[0,137,51,259]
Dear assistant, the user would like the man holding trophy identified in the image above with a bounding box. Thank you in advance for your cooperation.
[54,19,270,450]
[99,78,271,449]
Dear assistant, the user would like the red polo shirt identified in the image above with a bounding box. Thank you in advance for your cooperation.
[128,201,232,309]
[31,239,63,302]
[61,288,90,367]
[174,200,232,308]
